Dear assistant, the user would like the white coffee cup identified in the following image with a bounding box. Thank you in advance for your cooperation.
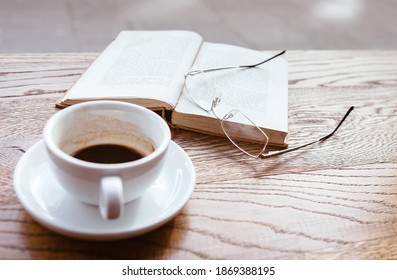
[44,101,171,220]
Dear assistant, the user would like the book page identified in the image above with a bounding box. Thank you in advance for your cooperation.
[62,31,203,109]
[174,42,288,132]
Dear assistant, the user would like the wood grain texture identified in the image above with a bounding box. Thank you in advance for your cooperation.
[0,51,396,259]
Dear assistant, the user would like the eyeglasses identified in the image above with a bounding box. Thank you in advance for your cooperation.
[183,50,354,158]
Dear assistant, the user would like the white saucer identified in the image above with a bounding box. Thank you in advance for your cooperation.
[13,140,195,241]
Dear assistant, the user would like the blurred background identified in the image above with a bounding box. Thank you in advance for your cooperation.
[0,0,396,52]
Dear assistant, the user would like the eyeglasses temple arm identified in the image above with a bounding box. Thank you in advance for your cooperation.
[260,106,355,159]
[185,50,286,77]
[240,50,286,68]
[318,106,354,141]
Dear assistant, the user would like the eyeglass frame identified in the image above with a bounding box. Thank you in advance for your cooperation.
[183,50,354,158]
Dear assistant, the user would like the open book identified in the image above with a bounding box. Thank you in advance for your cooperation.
[57,30,288,147]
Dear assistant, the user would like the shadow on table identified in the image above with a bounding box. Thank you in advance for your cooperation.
[20,212,187,260]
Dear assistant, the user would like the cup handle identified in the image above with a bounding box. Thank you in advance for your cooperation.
[100,176,124,220]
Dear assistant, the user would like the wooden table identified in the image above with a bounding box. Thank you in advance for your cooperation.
[1,51,396,259]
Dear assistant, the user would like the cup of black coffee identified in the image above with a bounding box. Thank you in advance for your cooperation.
[43,101,171,220]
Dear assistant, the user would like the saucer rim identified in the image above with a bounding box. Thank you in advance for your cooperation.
[13,140,195,241]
